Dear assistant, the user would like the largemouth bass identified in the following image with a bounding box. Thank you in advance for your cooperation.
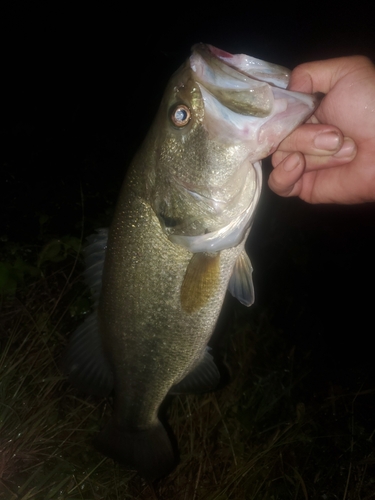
[65,44,318,480]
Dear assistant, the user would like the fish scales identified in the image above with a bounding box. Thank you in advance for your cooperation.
[64,43,319,480]
[100,178,242,425]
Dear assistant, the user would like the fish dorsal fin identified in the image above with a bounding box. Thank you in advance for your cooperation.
[83,228,109,304]
[169,349,220,394]
[180,252,220,313]
[63,312,114,397]
[228,249,255,306]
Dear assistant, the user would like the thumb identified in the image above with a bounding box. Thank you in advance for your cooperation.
[288,56,371,94]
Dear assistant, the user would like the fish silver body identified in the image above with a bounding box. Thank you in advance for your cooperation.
[65,44,319,479]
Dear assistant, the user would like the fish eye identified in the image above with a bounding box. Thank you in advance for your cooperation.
[170,104,191,127]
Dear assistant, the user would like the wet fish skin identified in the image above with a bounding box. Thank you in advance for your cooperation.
[65,44,319,480]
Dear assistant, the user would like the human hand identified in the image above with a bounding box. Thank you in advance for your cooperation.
[269,56,375,203]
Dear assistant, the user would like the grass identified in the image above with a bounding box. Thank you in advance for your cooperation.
[1,240,375,499]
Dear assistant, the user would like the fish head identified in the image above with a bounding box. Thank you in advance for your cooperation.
[144,44,319,251]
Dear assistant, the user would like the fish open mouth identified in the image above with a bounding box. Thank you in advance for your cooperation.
[152,44,320,252]
[189,43,318,157]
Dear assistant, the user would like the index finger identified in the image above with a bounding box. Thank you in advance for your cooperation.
[277,123,344,156]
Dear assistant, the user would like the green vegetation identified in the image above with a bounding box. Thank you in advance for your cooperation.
[1,237,374,499]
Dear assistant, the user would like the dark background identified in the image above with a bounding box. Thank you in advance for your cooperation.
[2,6,375,392]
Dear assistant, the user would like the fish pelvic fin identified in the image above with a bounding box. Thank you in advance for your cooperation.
[180,252,220,313]
[63,312,114,397]
[94,419,177,480]
[228,249,255,306]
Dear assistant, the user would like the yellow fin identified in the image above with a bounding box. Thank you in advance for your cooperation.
[180,253,220,313]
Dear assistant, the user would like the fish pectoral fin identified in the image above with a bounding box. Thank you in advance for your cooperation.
[180,252,220,313]
[62,311,114,397]
[228,249,255,306]
[169,348,220,394]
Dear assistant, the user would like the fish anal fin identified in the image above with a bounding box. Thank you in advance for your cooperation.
[180,252,220,313]
[169,348,220,394]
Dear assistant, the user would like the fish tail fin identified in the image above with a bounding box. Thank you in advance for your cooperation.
[94,419,177,480]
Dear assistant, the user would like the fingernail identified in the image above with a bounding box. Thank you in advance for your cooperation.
[333,137,356,158]
[314,131,340,151]
[283,153,301,172]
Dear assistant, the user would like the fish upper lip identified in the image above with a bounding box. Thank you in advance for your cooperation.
[187,43,318,148]
[190,44,276,107]
[191,43,290,89]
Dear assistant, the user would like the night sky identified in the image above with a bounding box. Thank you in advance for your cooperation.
[2,6,375,391]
